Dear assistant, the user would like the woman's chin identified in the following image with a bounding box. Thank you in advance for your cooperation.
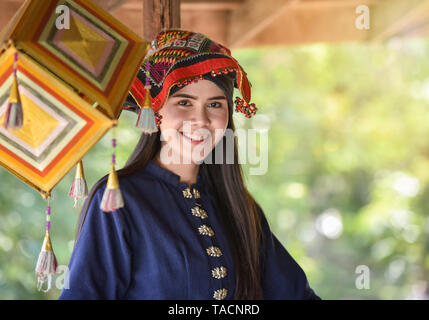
[177,147,213,165]
[181,151,210,164]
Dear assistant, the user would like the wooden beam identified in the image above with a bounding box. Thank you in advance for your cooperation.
[401,20,429,38]
[92,0,128,12]
[295,0,379,9]
[0,0,25,43]
[0,0,26,32]
[111,1,144,38]
[181,0,244,10]
[369,0,429,42]
[227,0,300,48]
[395,19,429,39]
[181,9,229,45]
[143,0,181,42]
[244,3,370,47]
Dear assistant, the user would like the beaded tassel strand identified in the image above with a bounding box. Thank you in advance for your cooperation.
[68,159,88,208]
[136,62,158,134]
[3,51,23,130]
[35,196,58,292]
[100,126,124,212]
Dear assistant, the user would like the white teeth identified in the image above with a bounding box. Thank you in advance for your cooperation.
[182,132,208,141]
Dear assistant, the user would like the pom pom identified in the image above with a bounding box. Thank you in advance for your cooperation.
[234,96,257,118]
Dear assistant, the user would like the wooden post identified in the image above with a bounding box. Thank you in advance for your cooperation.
[143,0,181,42]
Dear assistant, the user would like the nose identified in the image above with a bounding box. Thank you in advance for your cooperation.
[189,103,210,128]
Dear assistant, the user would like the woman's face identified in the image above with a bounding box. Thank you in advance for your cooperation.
[158,79,229,164]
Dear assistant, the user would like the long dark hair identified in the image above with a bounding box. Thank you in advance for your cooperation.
[74,77,266,300]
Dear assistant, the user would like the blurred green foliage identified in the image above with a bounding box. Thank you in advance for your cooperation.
[1,38,429,299]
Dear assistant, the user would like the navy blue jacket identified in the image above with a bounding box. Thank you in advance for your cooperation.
[58,160,320,300]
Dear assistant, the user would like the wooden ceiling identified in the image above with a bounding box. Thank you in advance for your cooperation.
[1,0,429,48]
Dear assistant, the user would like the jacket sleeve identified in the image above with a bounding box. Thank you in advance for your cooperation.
[58,184,132,300]
[258,205,321,300]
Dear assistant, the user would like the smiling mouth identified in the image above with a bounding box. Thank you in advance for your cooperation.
[180,131,209,143]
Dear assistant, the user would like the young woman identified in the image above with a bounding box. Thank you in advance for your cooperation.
[58,30,320,300]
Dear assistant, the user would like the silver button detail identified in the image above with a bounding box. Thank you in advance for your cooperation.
[193,188,200,199]
[212,266,227,279]
[206,246,222,257]
[198,224,214,237]
[213,288,227,300]
[182,187,192,198]
[191,204,208,219]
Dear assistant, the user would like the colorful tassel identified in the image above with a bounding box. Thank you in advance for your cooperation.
[3,52,23,130]
[234,96,258,118]
[100,137,124,212]
[68,159,88,208]
[136,62,158,134]
[35,201,58,292]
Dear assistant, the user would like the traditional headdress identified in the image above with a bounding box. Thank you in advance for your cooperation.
[122,29,258,133]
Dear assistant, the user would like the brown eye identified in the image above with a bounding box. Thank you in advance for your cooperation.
[178,100,191,106]
[208,102,221,108]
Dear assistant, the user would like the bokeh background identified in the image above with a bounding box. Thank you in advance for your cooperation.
[1,0,429,299]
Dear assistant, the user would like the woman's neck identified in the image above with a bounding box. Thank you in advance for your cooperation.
[153,153,200,186]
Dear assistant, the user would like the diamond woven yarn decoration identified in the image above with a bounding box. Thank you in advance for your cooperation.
[0,44,115,198]
[0,0,148,119]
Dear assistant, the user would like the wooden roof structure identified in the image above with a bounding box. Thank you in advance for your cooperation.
[1,0,429,48]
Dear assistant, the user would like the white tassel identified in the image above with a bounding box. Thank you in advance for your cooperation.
[136,106,158,134]
[100,165,124,212]
[100,188,124,212]
[135,86,158,134]
[36,252,57,292]
[35,230,58,292]
[69,160,88,208]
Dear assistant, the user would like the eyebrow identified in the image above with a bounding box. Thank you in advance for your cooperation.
[170,93,227,100]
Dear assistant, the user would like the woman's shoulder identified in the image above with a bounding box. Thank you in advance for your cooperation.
[117,166,159,189]
[84,164,159,215]
[92,162,159,193]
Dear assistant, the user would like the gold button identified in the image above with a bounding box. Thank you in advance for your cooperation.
[191,204,208,219]
[198,224,214,237]
[213,288,227,300]
[193,188,200,199]
[212,266,227,279]
[206,246,222,257]
[182,187,192,198]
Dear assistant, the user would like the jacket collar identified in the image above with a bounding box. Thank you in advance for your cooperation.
[144,159,205,190]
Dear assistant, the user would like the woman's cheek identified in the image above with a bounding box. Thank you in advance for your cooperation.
[159,108,187,131]
[211,108,228,125]
[213,128,226,146]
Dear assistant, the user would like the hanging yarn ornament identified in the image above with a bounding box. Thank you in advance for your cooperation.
[68,159,88,208]
[3,51,23,130]
[136,62,158,134]
[100,132,124,212]
[234,96,258,118]
[35,198,58,292]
